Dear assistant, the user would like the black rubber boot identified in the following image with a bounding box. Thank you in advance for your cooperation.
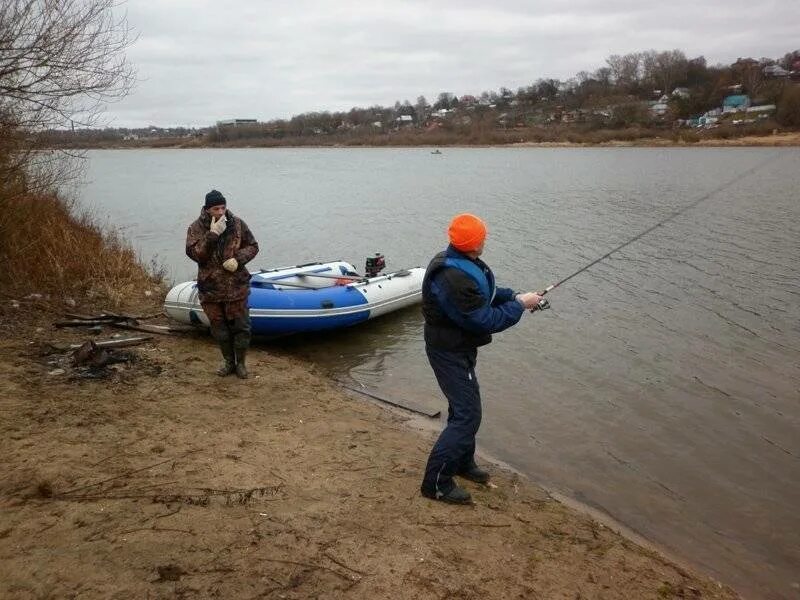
[457,464,490,485]
[216,340,236,377]
[234,346,248,379]
[421,484,472,505]
[231,319,251,380]
[210,323,236,377]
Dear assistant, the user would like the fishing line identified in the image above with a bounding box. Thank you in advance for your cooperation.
[530,155,776,312]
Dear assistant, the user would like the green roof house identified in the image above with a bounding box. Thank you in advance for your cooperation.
[722,95,750,113]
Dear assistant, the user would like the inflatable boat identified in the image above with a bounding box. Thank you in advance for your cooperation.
[164,259,424,337]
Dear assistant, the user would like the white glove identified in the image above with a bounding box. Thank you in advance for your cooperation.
[223,257,238,272]
[210,215,227,236]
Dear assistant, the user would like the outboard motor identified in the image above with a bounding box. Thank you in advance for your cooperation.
[365,253,386,277]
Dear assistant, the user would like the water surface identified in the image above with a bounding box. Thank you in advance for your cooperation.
[81,147,800,599]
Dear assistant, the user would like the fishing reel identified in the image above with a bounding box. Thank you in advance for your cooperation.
[530,298,550,313]
[365,252,386,277]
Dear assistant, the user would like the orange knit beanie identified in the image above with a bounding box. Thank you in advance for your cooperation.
[448,213,487,252]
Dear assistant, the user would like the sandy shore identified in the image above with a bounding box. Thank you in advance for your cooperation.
[0,310,741,599]
[509,132,800,148]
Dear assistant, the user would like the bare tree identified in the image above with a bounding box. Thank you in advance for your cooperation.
[0,0,135,196]
[414,95,429,123]
[606,52,642,93]
[641,50,688,95]
[732,58,766,99]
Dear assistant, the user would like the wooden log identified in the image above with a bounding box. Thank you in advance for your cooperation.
[64,311,163,321]
[55,319,119,327]
[57,314,192,335]
[48,336,153,352]
[64,313,114,321]
[109,322,196,335]
[100,310,164,321]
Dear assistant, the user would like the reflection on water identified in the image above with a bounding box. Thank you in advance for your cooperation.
[270,304,428,401]
[81,147,800,599]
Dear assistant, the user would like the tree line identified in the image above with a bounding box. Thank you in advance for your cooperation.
[207,48,800,142]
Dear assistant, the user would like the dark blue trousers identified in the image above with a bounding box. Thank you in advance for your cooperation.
[421,346,482,496]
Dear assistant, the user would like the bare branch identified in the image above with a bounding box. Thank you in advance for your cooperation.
[0,0,136,197]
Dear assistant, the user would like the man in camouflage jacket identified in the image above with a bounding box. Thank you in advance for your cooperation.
[186,190,259,378]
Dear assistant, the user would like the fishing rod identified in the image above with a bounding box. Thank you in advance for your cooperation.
[529,157,774,313]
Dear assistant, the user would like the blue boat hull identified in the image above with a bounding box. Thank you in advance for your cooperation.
[165,260,424,337]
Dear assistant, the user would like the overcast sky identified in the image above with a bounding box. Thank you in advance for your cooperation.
[108,0,800,128]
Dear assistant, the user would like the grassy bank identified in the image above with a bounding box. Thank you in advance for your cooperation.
[0,191,165,316]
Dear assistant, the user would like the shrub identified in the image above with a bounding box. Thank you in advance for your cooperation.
[776,86,800,127]
[0,192,164,307]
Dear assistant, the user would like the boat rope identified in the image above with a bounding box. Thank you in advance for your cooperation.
[531,154,776,311]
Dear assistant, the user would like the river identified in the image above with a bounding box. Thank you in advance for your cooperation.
[79,147,800,599]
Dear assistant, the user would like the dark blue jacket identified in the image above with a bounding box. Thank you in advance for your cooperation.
[422,245,524,351]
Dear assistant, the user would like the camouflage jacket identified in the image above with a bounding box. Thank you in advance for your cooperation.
[185,209,259,303]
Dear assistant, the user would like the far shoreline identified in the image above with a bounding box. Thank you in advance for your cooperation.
[51,131,800,151]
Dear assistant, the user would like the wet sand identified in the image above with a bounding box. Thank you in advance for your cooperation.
[0,308,742,599]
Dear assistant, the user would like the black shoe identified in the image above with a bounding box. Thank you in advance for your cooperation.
[420,485,472,505]
[457,465,490,484]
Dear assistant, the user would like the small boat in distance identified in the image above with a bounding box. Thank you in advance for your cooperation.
[431,149,442,154]
[164,258,424,337]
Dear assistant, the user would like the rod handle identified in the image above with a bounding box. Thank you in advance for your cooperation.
[528,286,553,313]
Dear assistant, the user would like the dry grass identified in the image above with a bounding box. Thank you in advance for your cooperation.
[0,191,165,310]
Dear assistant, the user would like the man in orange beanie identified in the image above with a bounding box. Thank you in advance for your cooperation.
[420,213,543,504]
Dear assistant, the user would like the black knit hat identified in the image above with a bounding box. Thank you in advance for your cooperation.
[204,189,226,209]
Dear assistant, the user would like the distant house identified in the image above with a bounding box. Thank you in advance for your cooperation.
[746,104,777,115]
[562,110,587,123]
[650,102,670,117]
[395,115,414,127]
[763,65,789,78]
[671,87,690,98]
[722,95,750,113]
[216,119,258,127]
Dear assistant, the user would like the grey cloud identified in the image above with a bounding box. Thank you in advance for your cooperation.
[106,0,800,127]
